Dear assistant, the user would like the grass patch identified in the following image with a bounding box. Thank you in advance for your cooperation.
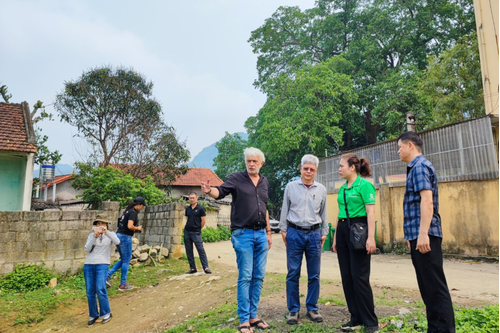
[0,257,190,327]
[318,294,346,306]
[378,305,499,332]
[164,303,238,333]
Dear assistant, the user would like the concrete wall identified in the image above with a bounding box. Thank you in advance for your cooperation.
[0,201,120,275]
[327,179,499,256]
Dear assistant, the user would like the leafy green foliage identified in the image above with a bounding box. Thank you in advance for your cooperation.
[455,305,499,333]
[182,226,231,245]
[71,164,167,209]
[55,66,189,185]
[201,225,232,243]
[246,57,357,208]
[416,33,484,128]
[0,83,12,102]
[249,0,477,146]
[213,132,247,181]
[0,263,55,293]
[377,306,500,332]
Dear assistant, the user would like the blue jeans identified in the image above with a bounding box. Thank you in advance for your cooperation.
[84,264,111,318]
[108,233,132,286]
[231,228,268,323]
[286,227,322,313]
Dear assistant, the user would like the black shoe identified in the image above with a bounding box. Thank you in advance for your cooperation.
[87,316,99,327]
[204,268,212,274]
[186,268,197,274]
[341,320,362,331]
[102,313,112,324]
[365,326,380,333]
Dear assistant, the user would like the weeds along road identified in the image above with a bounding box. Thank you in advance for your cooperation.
[203,233,499,304]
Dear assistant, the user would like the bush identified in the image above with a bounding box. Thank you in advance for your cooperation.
[182,225,231,244]
[201,225,231,243]
[0,263,56,293]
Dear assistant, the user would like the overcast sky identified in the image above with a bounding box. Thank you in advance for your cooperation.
[0,0,315,166]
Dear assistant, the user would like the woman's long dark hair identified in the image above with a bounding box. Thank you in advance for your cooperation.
[123,201,136,215]
[341,153,372,177]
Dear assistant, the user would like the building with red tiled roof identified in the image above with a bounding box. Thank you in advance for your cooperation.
[38,174,86,209]
[0,102,37,211]
[169,168,223,198]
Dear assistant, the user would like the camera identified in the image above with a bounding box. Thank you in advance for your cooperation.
[98,227,103,233]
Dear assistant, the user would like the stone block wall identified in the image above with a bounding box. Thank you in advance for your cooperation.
[0,201,120,275]
[137,202,185,259]
[0,201,226,275]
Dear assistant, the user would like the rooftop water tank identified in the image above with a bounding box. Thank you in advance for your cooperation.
[42,161,55,183]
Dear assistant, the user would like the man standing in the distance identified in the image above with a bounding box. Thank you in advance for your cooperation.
[201,147,272,333]
[184,192,211,274]
[398,131,455,333]
[279,154,328,325]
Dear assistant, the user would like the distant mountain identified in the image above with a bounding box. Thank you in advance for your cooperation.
[189,132,248,170]
[33,164,74,178]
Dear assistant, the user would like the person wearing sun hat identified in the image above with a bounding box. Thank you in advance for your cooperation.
[84,214,120,327]
[107,197,146,291]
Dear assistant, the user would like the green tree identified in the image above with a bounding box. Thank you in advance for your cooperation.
[71,164,167,209]
[246,57,357,208]
[213,132,247,181]
[416,33,484,127]
[54,66,189,185]
[249,0,477,145]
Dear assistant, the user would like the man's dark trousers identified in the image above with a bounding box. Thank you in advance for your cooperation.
[410,236,455,333]
[184,229,209,270]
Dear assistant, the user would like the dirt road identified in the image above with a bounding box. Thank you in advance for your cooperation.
[206,233,499,304]
[9,234,498,333]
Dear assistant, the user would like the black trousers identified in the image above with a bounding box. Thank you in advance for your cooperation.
[184,229,209,270]
[410,236,455,333]
[336,220,378,327]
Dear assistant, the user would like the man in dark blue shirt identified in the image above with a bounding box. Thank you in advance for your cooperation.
[184,192,211,274]
[398,131,455,333]
[201,147,272,333]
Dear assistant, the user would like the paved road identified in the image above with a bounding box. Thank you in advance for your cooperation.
[202,233,499,304]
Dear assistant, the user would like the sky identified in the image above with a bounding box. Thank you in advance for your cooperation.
[0,0,316,167]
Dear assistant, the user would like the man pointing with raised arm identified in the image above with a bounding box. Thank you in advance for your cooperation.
[201,147,272,333]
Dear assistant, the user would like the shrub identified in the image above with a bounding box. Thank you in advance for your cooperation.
[201,225,231,243]
[0,263,56,293]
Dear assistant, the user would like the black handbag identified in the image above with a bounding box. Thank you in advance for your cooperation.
[343,188,368,251]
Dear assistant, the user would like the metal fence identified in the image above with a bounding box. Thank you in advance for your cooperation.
[318,116,499,193]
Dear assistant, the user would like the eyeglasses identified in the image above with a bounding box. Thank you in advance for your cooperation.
[302,167,316,172]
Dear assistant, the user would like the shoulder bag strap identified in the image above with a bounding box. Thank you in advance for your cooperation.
[343,187,351,228]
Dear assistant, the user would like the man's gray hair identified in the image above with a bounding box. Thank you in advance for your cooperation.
[301,154,319,168]
[244,147,265,163]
